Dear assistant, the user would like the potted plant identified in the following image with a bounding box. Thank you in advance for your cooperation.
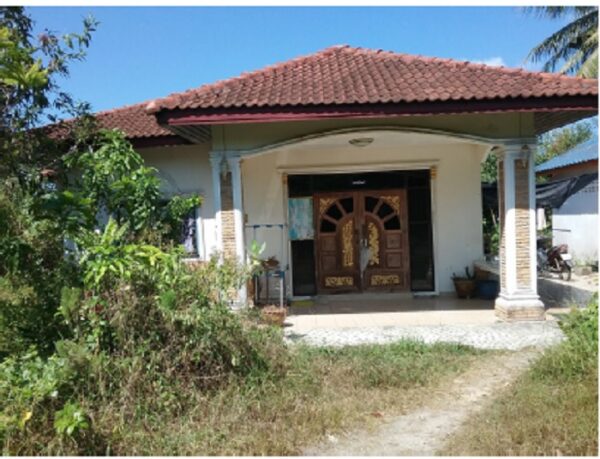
[452,266,477,299]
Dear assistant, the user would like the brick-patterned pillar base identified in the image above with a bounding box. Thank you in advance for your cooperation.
[495,144,545,321]
[220,171,237,259]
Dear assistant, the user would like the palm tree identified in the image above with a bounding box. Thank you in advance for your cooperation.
[526,6,598,78]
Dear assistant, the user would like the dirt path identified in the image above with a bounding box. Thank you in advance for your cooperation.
[303,350,540,456]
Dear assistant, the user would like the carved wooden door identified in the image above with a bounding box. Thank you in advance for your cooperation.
[315,190,410,293]
[314,192,360,292]
[359,190,410,291]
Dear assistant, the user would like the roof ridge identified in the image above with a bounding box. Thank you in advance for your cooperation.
[96,99,155,116]
[341,44,597,81]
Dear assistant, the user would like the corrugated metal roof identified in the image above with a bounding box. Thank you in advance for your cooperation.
[536,136,598,173]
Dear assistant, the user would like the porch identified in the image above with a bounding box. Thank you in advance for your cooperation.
[288,293,497,330]
[286,292,570,332]
[283,292,568,351]
[213,126,547,321]
[289,293,493,315]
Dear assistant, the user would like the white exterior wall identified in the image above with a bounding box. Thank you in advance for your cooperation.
[138,144,217,257]
[241,141,486,293]
[553,178,599,264]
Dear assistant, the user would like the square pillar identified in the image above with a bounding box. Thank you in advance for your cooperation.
[209,152,247,307]
[208,152,223,255]
[495,143,545,321]
[227,155,246,265]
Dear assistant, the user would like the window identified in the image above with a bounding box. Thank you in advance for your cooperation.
[160,199,200,258]
[180,207,199,257]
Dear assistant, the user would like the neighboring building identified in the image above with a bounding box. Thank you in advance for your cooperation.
[85,45,598,320]
[536,137,598,265]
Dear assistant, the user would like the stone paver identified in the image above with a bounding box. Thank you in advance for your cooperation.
[284,321,564,350]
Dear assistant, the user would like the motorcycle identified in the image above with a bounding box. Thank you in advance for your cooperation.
[537,236,572,281]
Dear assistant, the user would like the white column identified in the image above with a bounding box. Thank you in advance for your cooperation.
[209,152,223,256]
[495,142,544,321]
[195,207,205,260]
[227,155,245,262]
[503,148,517,295]
[227,154,247,307]
[528,145,539,297]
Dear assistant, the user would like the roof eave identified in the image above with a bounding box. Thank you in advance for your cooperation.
[536,158,598,175]
[129,134,192,149]
[155,95,598,134]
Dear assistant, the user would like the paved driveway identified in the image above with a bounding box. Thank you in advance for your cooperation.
[284,321,564,350]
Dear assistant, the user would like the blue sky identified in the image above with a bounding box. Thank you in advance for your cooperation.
[28,6,573,113]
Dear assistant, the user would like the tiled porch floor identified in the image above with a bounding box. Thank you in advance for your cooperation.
[286,293,567,333]
[289,293,493,315]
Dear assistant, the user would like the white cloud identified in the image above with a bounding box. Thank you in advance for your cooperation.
[471,56,506,67]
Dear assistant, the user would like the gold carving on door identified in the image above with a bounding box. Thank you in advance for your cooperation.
[381,195,401,214]
[319,198,336,216]
[325,276,354,287]
[371,274,401,286]
[341,219,354,267]
[367,222,379,266]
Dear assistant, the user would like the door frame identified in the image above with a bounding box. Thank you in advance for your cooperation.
[282,163,440,297]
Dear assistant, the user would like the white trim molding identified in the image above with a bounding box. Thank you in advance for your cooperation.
[276,159,439,175]
[211,126,537,160]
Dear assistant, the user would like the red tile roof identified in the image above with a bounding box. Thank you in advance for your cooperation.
[95,101,173,138]
[146,45,598,114]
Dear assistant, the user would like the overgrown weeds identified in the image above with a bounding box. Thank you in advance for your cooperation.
[2,339,481,455]
[440,296,598,456]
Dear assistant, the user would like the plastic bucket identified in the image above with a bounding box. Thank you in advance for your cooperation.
[477,279,499,300]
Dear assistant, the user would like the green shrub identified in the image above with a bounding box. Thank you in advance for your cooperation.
[0,184,77,358]
[0,350,72,440]
[53,402,89,437]
[533,295,598,381]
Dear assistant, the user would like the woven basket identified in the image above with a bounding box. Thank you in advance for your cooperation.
[453,279,477,299]
[261,306,287,326]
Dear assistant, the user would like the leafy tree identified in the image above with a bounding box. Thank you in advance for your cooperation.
[0,7,98,357]
[1,7,98,186]
[536,120,594,166]
[0,9,202,358]
[526,6,598,78]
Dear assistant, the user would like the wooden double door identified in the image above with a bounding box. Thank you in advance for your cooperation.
[314,190,410,293]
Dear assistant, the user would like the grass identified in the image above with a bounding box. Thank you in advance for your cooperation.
[47,340,484,456]
[439,305,598,456]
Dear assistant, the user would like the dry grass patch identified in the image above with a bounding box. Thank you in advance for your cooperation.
[439,301,598,456]
[104,341,485,455]
[440,361,597,456]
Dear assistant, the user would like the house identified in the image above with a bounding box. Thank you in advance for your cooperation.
[91,45,598,321]
[536,137,598,265]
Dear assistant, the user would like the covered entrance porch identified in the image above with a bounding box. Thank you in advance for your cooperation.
[210,126,547,321]
[234,127,482,304]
